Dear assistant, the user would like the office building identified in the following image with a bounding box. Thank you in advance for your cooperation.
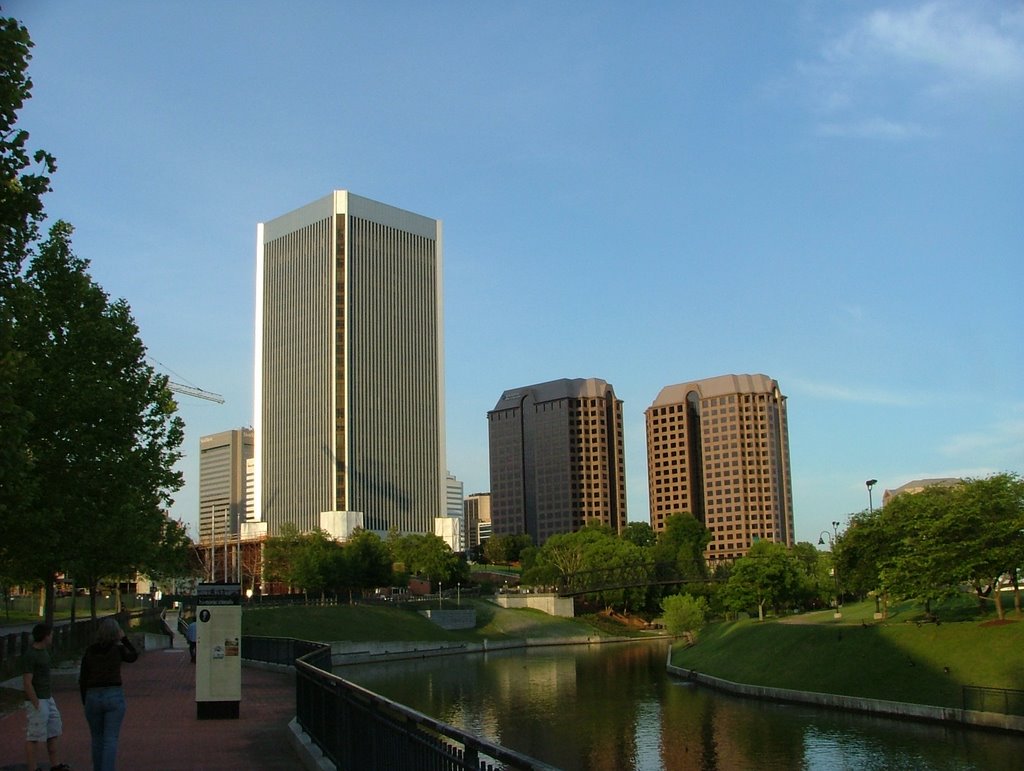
[464,492,492,553]
[645,374,794,561]
[199,428,254,545]
[255,191,445,537]
[488,378,627,545]
[882,478,959,507]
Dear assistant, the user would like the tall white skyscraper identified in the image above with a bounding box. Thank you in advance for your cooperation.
[255,191,445,537]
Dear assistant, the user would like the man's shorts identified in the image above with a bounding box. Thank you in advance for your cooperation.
[24,697,63,741]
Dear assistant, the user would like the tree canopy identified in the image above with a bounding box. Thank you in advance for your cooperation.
[0,17,186,622]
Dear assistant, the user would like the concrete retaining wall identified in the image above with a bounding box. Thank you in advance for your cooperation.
[666,660,1024,734]
[329,635,661,667]
[420,609,476,630]
[494,593,575,618]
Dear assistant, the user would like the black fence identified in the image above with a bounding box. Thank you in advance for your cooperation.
[0,608,163,681]
[244,635,557,771]
[963,685,1024,716]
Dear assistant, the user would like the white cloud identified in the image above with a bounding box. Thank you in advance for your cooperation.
[849,2,1024,87]
[799,1,1024,139]
[940,411,1024,467]
[786,377,930,407]
[816,116,929,140]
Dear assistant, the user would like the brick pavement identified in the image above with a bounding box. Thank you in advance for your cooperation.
[0,639,301,770]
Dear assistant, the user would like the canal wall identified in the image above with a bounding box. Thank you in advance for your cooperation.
[329,634,667,667]
[666,658,1024,734]
[493,593,575,617]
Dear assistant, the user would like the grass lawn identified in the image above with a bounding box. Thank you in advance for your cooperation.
[242,598,610,643]
[672,599,1024,708]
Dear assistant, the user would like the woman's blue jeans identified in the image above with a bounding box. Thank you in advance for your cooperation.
[84,686,126,771]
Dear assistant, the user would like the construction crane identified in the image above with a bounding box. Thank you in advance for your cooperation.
[167,380,225,404]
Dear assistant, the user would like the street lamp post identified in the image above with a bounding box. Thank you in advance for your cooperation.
[866,479,878,513]
[818,522,842,619]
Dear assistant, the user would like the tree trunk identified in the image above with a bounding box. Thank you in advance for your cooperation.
[42,580,54,626]
[90,586,98,620]
[994,578,1005,620]
[1013,573,1021,616]
[757,600,765,622]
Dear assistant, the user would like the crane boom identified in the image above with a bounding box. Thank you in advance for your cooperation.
[167,380,225,404]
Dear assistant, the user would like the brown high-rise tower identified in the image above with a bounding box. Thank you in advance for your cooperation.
[645,374,794,562]
[488,378,627,545]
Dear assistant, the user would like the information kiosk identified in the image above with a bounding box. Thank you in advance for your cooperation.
[195,582,241,719]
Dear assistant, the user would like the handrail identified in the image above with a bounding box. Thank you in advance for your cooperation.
[244,634,557,770]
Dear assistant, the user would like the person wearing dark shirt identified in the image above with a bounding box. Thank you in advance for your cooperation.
[20,623,70,771]
[79,617,139,771]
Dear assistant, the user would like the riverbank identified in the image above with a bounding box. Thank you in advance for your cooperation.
[670,606,1024,710]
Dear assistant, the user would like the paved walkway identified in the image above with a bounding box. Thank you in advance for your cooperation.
[0,630,299,770]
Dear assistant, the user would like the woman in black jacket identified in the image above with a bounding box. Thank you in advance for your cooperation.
[79,617,138,771]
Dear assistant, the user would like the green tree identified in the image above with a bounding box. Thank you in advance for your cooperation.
[342,529,393,602]
[483,533,532,565]
[291,529,344,601]
[880,485,962,613]
[834,508,894,615]
[390,532,464,588]
[651,513,711,582]
[722,541,801,621]
[11,222,184,623]
[660,593,709,643]
[264,523,305,592]
[621,521,656,548]
[0,15,56,577]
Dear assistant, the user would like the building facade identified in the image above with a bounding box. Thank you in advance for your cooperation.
[488,378,627,545]
[255,191,445,537]
[199,428,254,546]
[464,492,492,553]
[645,374,794,562]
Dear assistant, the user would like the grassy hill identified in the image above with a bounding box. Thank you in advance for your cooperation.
[241,598,623,643]
[671,600,1024,708]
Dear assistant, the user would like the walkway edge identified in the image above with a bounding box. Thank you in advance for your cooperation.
[288,717,337,771]
[666,657,1024,734]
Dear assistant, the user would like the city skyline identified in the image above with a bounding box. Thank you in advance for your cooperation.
[9,2,1021,545]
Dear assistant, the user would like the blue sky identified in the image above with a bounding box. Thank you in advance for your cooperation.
[9,1,1022,545]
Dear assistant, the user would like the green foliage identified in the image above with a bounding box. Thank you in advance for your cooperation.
[388,531,466,587]
[482,533,532,564]
[0,15,56,577]
[836,474,1024,618]
[660,593,709,641]
[621,521,656,548]
[722,541,802,621]
[0,18,183,624]
[651,513,711,582]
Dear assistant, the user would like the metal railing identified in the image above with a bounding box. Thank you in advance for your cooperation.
[245,635,557,771]
[0,608,161,680]
[963,685,1024,716]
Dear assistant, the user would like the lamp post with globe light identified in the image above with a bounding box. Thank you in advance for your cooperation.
[818,520,842,618]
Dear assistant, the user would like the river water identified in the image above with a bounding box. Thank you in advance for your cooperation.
[340,640,1024,771]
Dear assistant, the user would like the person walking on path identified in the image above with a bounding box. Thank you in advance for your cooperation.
[186,618,197,663]
[79,617,139,771]
[20,622,70,771]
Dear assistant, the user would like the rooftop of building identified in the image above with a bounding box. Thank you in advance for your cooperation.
[491,377,616,412]
[650,373,781,408]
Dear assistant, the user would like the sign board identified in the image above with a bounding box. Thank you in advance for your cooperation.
[195,582,241,719]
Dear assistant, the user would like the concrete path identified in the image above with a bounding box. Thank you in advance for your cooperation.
[0,634,299,770]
